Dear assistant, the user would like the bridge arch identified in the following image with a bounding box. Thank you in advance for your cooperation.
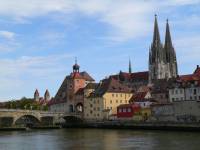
[14,115,40,127]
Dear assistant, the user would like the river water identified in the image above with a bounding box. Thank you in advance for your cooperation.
[0,129,199,150]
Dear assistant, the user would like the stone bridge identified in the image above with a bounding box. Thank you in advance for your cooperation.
[0,109,65,127]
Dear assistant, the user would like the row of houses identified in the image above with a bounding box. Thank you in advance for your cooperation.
[47,15,200,123]
[47,60,200,123]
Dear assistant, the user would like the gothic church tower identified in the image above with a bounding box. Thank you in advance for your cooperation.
[149,15,178,83]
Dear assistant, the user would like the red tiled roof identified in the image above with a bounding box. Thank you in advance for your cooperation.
[47,99,66,106]
[130,71,149,80]
[80,71,95,81]
[89,77,132,97]
[110,71,148,81]
[130,92,148,102]
[70,72,84,79]
[178,65,200,82]
[194,65,200,75]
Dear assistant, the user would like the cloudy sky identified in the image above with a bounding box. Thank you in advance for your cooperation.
[0,0,200,101]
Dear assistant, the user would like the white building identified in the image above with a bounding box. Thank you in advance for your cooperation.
[169,65,200,102]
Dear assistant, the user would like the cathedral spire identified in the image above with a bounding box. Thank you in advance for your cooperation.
[164,19,173,49]
[129,58,132,73]
[153,14,161,46]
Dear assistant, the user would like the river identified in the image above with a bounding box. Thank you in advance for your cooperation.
[0,129,199,150]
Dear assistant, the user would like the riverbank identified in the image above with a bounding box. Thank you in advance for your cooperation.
[0,127,26,131]
[0,126,61,131]
[63,121,200,132]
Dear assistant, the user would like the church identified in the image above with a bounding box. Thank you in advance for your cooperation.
[149,15,178,84]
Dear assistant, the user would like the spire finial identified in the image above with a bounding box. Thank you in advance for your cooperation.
[73,57,80,73]
[75,57,77,64]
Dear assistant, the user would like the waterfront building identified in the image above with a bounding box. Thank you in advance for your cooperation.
[117,103,140,119]
[84,77,133,120]
[148,15,178,84]
[48,60,95,113]
[129,91,155,108]
[169,65,200,102]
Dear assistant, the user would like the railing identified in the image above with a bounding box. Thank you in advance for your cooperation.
[0,109,64,115]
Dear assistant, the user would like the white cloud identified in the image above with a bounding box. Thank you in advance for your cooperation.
[0,54,74,100]
[0,0,198,41]
[0,30,15,40]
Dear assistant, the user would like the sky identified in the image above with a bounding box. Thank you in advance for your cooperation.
[0,0,200,101]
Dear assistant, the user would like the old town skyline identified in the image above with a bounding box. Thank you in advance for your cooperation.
[0,0,200,100]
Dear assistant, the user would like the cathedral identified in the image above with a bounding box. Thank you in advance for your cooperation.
[148,15,178,84]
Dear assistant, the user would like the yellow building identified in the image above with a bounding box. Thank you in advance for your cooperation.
[84,78,133,120]
[132,108,152,121]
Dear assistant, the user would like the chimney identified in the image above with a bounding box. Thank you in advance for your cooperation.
[197,65,199,69]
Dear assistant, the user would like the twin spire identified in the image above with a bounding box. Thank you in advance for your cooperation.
[153,15,173,51]
[149,14,178,82]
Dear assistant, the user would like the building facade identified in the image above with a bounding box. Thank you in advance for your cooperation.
[169,65,200,102]
[84,78,133,120]
[48,61,95,113]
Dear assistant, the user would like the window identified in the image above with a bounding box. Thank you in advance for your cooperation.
[128,108,131,112]
[172,98,175,101]
[120,100,122,103]
[119,108,122,113]
[171,90,174,95]
[194,96,197,100]
[116,94,118,97]
[110,107,112,110]
[90,110,93,114]
[90,104,93,107]
[190,89,192,94]
[97,107,100,111]
[123,108,126,112]
[110,100,112,104]
[116,100,118,103]
[194,89,197,95]
[175,90,178,94]
[121,94,122,97]
[125,100,127,103]
[190,96,192,100]
[199,96,200,100]
[112,94,114,97]
[180,89,183,94]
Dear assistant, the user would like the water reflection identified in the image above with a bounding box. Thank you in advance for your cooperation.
[0,129,200,150]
